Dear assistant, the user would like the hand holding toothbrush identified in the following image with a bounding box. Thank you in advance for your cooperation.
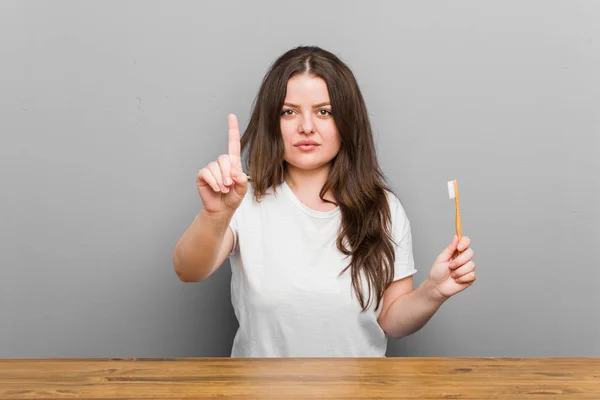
[426,180,476,300]
[427,235,476,300]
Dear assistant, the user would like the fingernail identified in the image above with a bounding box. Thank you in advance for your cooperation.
[225,178,232,185]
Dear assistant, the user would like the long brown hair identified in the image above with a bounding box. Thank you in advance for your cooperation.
[241,46,398,312]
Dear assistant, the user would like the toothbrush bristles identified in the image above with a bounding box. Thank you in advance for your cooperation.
[447,180,456,199]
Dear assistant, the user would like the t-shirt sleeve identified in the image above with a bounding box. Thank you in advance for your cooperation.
[390,193,417,281]
[228,210,239,257]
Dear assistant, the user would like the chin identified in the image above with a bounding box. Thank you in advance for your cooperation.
[286,159,332,171]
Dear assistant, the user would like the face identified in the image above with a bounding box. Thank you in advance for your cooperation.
[280,74,341,174]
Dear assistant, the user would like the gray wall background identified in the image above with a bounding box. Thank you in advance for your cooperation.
[1,1,598,358]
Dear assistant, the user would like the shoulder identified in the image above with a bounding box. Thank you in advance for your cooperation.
[384,189,408,218]
[384,189,411,238]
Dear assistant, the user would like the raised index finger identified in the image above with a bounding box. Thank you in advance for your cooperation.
[228,114,241,164]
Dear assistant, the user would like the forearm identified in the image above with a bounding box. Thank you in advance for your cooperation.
[380,279,447,339]
[173,209,232,281]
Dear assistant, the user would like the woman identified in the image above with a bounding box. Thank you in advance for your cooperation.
[173,46,476,357]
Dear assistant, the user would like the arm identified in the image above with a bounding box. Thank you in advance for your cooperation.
[378,235,476,339]
[377,277,446,339]
[173,114,248,282]
[172,209,235,282]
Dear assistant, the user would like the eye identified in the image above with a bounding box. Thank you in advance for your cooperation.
[281,109,295,116]
[317,109,332,116]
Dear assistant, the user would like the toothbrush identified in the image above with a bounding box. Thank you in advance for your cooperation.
[447,179,462,260]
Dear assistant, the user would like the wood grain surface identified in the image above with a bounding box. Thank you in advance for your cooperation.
[1,358,599,399]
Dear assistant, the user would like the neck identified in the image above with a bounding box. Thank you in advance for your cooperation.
[284,163,335,204]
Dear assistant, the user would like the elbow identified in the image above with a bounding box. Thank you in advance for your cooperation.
[177,275,201,283]
[378,316,395,340]
[173,251,208,282]
[378,313,404,340]
[173,263,204,283]
[382,325,405,340]
[172,260,188,282]
[172,249,202,282]
[383,327,402,341]
[174,267,197,282]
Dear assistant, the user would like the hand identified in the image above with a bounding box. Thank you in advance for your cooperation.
[427,235,476,300]
[196,114,249,214]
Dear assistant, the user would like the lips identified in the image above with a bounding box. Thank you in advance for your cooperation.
[294,140,320,146]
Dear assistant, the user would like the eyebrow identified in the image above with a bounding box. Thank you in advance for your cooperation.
[283,102,331,108]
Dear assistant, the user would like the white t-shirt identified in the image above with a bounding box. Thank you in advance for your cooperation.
[226,180,416,357]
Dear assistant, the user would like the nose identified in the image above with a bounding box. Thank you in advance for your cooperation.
[298,113,315,134]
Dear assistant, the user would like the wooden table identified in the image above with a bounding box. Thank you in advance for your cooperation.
[1,358,599,399]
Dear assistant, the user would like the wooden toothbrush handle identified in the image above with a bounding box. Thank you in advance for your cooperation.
[453,181,462,260]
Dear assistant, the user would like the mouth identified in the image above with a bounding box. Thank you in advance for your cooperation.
[295,144,319,152]
[294,140,320,147]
